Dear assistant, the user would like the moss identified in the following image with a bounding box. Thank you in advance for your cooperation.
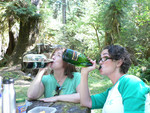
[1,71,20,78]
[52,102,90,113]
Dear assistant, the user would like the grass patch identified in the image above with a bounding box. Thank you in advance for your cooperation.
[15,85,28,101]
[88,70,112,95]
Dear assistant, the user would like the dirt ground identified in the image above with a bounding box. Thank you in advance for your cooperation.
[0,64,31,85]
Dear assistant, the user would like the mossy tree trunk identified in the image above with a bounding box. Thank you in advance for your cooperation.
[6,0,41,66]
[5,16,16,56]
[8,21,30,66]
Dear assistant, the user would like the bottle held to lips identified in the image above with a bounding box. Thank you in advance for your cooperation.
[62,49,102,69]
[23,54,53,69]
[62,49,93,67]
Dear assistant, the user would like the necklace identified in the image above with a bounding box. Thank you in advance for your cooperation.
[56,76,67,85]
[57,80,61,83]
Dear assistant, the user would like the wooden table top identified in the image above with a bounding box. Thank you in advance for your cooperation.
[25,100,91,113]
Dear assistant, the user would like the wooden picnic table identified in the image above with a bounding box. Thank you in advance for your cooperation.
[25,100,91,113]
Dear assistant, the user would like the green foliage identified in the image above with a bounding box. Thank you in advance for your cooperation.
[101,0,128,42]
[0,0,150,73]
[139,58,150,82]
[140,67,150,83]
[1,71,20,79]
[128,58,150,82]
[128,65,141,77]
[4,0,41,23]
[119,0,150,61]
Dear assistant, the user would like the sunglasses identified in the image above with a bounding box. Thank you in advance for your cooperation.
[54,86,62,96]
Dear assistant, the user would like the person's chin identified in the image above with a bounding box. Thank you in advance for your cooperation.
[50,65,54,69]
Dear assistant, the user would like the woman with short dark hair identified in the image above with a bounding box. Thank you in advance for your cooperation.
[80,45,150,113]
[27,47,81,103]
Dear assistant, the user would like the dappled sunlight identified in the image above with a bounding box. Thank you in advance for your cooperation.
[89,82,103,90]
[88,73,113,95]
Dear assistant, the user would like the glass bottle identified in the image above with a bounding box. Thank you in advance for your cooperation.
[23,54,53,69]
[62,49,93,67]
[62,49,102,69]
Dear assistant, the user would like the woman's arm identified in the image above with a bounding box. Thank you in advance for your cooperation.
[39,84,81,103]
[39,93,80,103]
[80,69,92,108]
[27,67,47,100]
[80,60,97,108]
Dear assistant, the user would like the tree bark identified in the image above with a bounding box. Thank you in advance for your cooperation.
[6,0,41,66]
[145,47,150,59]
[8,21,30,66]
[93,25,101,54]
[62,0,66,24]
[5,16,16,56]
[105,32,113,46]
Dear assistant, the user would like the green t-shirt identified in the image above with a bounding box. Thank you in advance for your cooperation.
[42,72,81,98]
[91,74,150,113]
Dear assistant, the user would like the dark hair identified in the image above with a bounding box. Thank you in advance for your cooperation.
[104,45,131,74]
[50,46,77,79]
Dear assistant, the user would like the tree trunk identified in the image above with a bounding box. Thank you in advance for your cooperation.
[6,0,41,66]
[62,0,66,24]
[5,16,16,56]
[145,47,150,59]
[0,15,16,66]
[93,26,101,54]
[105,32,113,46]
[8,21,30,66]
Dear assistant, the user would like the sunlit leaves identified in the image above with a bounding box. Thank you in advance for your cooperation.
[5,0,41,23]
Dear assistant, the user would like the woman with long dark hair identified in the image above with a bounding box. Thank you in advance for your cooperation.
[27,47,81,103]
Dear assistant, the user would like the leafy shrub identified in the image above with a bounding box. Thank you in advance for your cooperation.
[139,58,150,82]
[128,58,150,83]
[140,64,150,82]
[127,65,141,77]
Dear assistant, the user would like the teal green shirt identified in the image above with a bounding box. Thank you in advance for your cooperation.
[42,72,81,98]
[91,74,150,113]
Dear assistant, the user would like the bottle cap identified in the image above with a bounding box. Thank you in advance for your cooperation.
[3,79,10,84]
[9,78,14,83]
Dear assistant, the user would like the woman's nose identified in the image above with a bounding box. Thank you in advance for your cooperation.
[99,60,102,65]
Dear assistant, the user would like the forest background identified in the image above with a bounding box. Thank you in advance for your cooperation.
[0,0,149,81]
[0,0,150,112]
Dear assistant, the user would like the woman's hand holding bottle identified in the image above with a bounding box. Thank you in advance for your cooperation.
[81,59,97,75]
